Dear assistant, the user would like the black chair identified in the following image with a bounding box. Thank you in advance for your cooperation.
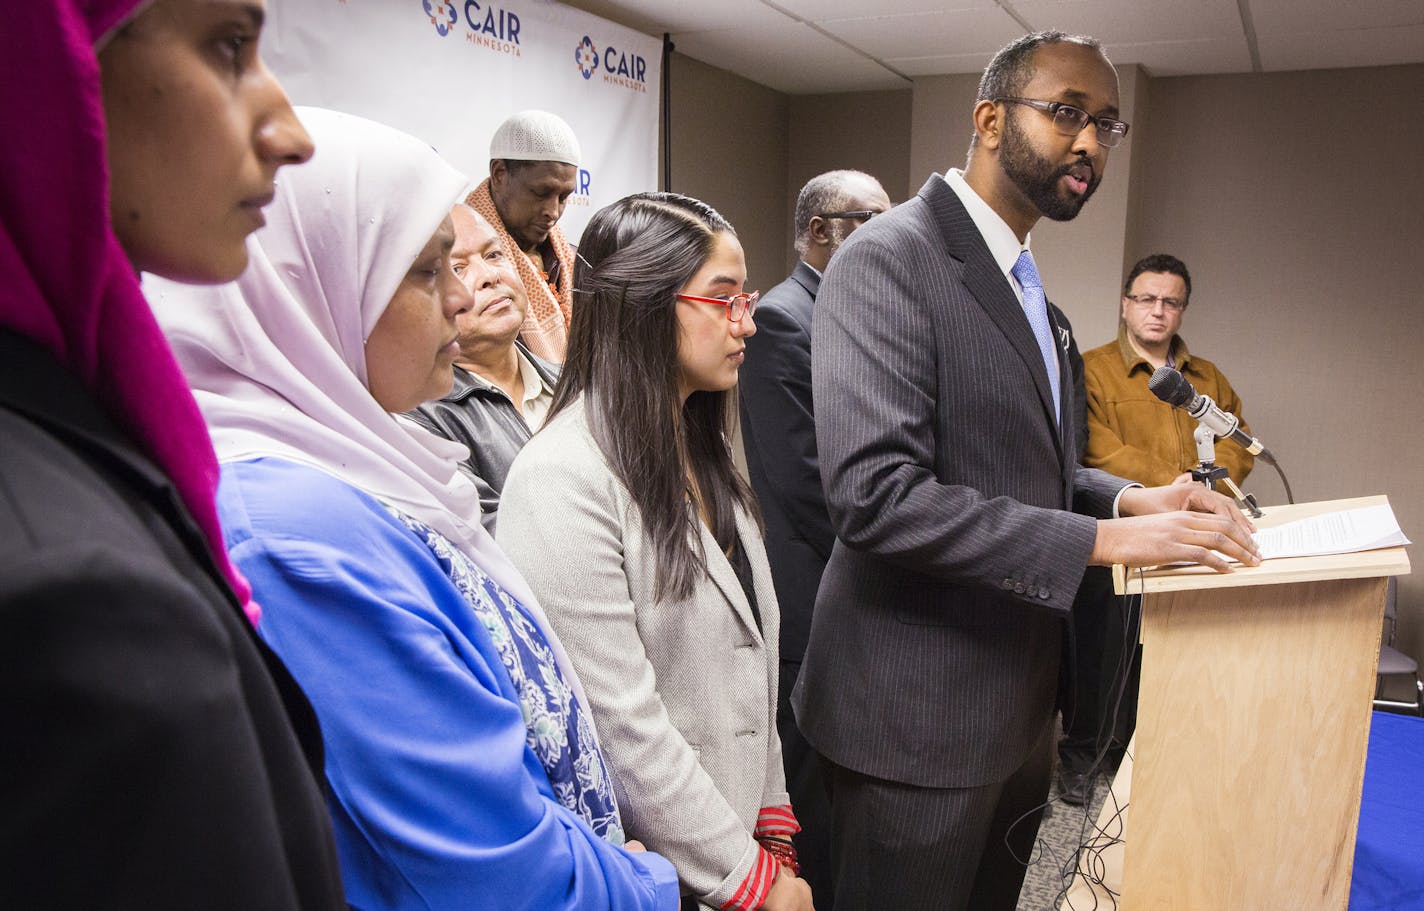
[1374,577,1423,716]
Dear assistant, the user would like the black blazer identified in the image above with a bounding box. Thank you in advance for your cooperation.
[0,331,345,910]
[738,261,832,666]
[792,176,1129,789]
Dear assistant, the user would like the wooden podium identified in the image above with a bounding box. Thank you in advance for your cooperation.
[1108,495,1410,909]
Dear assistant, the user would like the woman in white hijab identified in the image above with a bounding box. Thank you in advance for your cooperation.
[147,107,679,911]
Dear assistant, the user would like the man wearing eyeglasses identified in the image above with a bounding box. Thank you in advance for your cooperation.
[406,206,560,532]
[738,168,891,908]
[792,31,1260,911]
[1083,253,1254,487]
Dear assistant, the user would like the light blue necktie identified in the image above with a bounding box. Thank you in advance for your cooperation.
[1011,250,1061,425]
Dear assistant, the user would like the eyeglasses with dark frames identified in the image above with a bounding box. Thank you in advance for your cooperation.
[996,97,1130,148]
[818,210,879,221]
[675,291,761,321]
[1123,293,1186,312]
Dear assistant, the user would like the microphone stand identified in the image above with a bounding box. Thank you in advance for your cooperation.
[1190,424,1263,518]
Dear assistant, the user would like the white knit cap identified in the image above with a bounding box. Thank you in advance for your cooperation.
[489,110,581,166]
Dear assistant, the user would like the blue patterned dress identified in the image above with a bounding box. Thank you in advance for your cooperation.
[385,507,626,845]
[219,458,681,911]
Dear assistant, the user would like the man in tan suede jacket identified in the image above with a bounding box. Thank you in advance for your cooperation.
[1082,252,1253,486]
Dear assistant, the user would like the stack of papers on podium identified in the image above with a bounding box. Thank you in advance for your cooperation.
[1252,503,1411,561]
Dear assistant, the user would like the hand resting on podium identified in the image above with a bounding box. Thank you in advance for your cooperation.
[1090,483,1261,572]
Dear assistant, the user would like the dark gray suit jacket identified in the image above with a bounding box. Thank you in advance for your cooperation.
[791,175,1130,789]
[738,261,832,665]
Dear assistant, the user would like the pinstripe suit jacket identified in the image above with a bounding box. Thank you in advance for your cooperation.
[791,174,1130,789]
[498,400,788,908]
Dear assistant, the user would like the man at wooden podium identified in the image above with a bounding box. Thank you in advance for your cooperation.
[792,31,1263,911]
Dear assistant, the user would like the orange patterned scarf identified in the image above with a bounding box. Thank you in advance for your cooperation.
[467,178,574,363]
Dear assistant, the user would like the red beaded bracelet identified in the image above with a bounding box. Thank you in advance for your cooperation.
[758,836,800,876]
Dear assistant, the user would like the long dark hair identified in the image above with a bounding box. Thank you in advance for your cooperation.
[549,192,759,603]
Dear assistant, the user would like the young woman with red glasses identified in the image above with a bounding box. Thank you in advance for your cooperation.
[499,193,813,911]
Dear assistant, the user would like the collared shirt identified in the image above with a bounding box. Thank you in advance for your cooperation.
[942,169,1059,378]
[468,347,554,431]
[405,343,562,530]
[940,171,1130,511]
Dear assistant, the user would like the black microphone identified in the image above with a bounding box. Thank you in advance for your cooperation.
[1148,366,1275,464]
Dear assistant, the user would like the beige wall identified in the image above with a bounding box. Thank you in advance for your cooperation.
[666,52,914,289]
[668,53,1424,662]
[908,73,980,198]
[664,53,789,293]
[783,90,913,273]
[1129,63,1424,661]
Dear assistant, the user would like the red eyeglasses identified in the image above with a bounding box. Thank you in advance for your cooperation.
[675,291,761,321]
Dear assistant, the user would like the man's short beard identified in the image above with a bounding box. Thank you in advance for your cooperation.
[999,111,1099,222]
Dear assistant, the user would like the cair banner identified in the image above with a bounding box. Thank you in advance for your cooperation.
[265,0,662,243]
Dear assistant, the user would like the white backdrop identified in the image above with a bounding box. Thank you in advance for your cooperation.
[265,0,662,243]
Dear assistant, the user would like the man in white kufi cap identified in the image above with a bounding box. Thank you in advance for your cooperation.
[466,110,581,362]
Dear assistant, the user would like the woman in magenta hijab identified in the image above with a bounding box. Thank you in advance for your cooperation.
[0,2,344,909]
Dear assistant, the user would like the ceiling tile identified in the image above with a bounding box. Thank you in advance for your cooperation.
[775,0,995,21]
[1011,0,1243,44]
[889,35,1254,79]
[817,6,1026,59]
[672,21,912,93]
[565,0,1424,93]
[1248,0,1424,33]
[1108,36,1255,76]
[886,51,999,76]
[560,0,793,35]
[1257,23,1424,72]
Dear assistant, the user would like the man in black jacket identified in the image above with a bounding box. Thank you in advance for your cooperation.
[737,169,891,905]
[408,205,560,530]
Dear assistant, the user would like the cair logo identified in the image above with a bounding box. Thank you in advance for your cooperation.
[423,0,457,36]
[572,34,648,93]
[423,0,523,56]
[568,167,594,206]
[574,36,598,80]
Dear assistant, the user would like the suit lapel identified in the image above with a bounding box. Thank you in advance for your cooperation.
[1044,303,1075,471]
[787,262,820,331]
[919,176,1065,462]
[698,509,766,645]
[791,260,821,299]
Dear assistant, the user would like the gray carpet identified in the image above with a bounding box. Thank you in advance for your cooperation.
[1014,767,1123,911]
